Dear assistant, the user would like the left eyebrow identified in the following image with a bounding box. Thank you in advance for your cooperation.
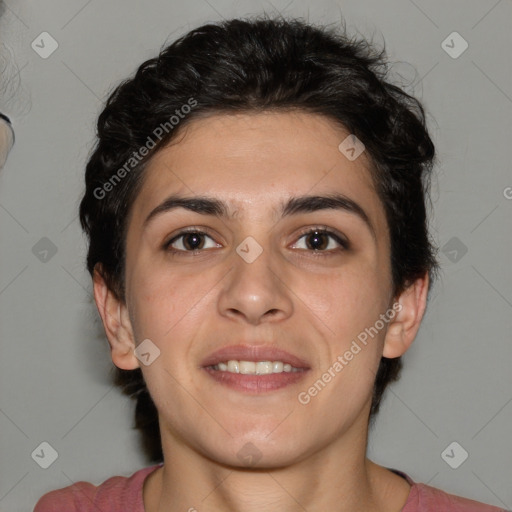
[143,193,376,240]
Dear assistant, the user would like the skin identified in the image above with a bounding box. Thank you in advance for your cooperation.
[93,111,429,512]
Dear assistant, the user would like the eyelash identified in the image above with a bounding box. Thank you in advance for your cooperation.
[163,226,349,257]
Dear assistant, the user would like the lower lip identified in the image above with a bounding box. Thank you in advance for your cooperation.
[203,367,309,393]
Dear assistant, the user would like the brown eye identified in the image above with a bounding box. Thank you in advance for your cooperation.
[165,231,219,252]
[305,230,330,250]
[292,228,349,253]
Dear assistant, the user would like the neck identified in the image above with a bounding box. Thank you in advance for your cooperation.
[144,418,411,512]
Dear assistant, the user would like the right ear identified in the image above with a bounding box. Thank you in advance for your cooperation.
[92,264,140,370]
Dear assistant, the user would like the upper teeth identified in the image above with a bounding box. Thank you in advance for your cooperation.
[213,360,301,374]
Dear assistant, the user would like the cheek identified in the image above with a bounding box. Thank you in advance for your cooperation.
[127,259,225,350]
[299,261,390,341]
[127,268,191,343]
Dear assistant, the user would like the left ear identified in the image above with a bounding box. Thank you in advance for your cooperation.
[383,272,430,358]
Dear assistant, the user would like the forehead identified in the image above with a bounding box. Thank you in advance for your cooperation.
[130,111,386,230]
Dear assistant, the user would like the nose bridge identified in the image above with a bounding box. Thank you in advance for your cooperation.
[217,234,293,324]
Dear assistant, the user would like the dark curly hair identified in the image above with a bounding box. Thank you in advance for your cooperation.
[79,15,439,463]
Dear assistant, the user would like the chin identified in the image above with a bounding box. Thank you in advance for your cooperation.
[199,433,311,470]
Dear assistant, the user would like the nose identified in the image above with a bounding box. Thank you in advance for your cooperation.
[217,242,293,326]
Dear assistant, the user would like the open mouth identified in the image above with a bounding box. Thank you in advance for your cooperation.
[208,360,304,374]
[201,345,310,393]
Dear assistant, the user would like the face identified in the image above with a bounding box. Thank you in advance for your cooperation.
[100,111,417,468]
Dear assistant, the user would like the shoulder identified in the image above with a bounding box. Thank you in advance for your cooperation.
[397,470,508,512]
[33,464,163,512]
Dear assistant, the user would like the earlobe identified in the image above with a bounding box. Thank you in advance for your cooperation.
[382,272,430,359]
[92,265,140,370]
[382,322,406,358]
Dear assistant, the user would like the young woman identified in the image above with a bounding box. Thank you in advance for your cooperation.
[34,16,506,512]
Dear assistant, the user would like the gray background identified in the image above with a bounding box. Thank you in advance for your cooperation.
[0,0,511,510]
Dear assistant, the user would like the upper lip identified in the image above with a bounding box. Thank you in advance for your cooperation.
[201,345,310,369]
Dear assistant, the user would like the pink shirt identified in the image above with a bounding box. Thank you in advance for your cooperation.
[34,464,507,511]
